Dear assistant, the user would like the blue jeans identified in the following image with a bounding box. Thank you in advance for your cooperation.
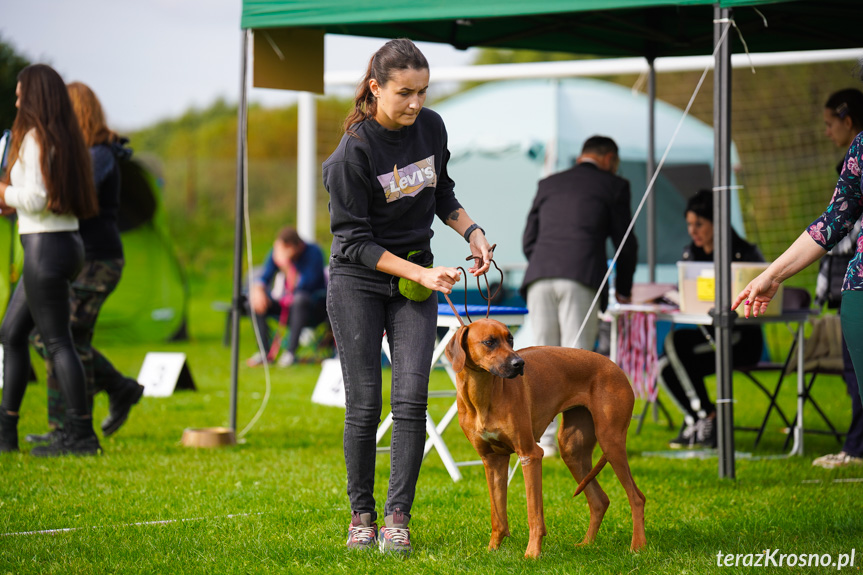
[327,258,437,522]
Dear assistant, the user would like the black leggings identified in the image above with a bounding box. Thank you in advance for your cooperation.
[1,232,85,414]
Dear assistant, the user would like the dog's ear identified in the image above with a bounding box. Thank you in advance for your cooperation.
[445,325,468,373]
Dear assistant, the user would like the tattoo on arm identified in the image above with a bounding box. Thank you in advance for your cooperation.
[446,210,460,223]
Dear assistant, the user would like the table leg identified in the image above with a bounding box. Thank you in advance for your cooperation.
[425,412,462,481]
[788,321,806,456]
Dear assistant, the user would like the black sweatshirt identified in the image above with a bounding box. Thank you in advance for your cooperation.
[322,108,462,270]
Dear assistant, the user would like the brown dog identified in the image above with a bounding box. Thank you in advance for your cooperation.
[444,318,646,558]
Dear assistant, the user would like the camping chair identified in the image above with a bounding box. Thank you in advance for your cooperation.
[733,287,812,448]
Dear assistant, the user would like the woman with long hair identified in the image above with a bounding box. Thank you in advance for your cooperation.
[0,64,100,456]
[323,38,494,554]
[25,82,144,446]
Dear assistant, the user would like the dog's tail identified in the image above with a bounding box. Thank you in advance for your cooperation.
[573,454,608,497]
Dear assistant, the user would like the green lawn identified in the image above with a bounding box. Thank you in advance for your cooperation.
[1,284,861,574]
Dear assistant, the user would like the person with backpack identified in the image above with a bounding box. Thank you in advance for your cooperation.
[25,81,145,450]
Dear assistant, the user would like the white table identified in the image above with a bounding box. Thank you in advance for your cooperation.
[606,304,815,456]
[376,304,528,482]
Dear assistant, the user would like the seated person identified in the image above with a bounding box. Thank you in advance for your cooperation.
[658,189,764,449]
[247,227,327,367]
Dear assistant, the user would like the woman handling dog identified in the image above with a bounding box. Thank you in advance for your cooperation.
[323,38,494,555]
[0,64,101,455]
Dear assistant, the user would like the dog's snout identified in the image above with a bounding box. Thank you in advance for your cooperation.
[511,356,525,376]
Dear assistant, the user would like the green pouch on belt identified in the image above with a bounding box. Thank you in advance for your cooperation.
[399,250,433,302]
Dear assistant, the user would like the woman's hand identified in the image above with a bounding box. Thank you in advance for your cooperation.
[0,184,15,217]
[249,284,270,315]
[467,232,493,276]
[731,272,782,318]
[418,266,462,294]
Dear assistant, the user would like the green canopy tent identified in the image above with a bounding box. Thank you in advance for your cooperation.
[235,0,863,478]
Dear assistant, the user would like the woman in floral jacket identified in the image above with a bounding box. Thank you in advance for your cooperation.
[733,128,863,406]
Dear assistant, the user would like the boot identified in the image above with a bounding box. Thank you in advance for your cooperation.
[31,412,101,457]
[102,378,144,437]
[0,412,19,452]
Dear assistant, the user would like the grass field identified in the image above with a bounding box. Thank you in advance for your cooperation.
[1,273,861,574]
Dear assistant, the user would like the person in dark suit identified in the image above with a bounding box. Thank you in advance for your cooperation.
[521,135,638,456]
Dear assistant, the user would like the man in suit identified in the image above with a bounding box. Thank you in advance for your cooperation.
[521,135,638,455]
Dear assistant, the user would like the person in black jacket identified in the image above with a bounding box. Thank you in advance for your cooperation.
[660,189,764,449]
[521,135,637,351]
[521,136,638,457]
[26,82,144,450]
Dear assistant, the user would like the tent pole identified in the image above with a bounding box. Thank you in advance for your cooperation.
[646,58,657,283]
[297,92,317,243]
[713,5,735,479]
[229,28,250,432]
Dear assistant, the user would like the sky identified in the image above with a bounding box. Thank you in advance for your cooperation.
[1,0,477,132]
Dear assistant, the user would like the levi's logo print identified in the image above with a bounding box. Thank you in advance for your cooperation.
[377,156,437,203]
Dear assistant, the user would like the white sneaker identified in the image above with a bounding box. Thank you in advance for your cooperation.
[276,351,295,368]
[812,451,863,469]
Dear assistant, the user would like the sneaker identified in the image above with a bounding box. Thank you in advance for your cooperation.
[668,420,697,449]
[247,352,268,367]
[346,512,378,550]
[812,451,863,469]
[25,428,61,444]
[102,379,145,437]
[378,509,411,556]
[695,415,717,449]
[31,427,102,457]
[276,351,295,368]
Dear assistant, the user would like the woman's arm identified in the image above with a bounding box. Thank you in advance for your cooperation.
[4,133,48,214]
[731,231,826,317]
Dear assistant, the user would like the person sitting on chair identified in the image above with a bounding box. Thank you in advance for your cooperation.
[247,227,327,368]
[659,189,765,449]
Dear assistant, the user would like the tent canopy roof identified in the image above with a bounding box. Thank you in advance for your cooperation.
[241,1,862,58]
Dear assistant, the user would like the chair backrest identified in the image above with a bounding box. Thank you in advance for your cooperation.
[782,286,812,311]
[785,314,844,374]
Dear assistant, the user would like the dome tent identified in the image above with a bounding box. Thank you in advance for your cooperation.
[97,155,189,342]
[429,77,745,304]
[0,155,188,343]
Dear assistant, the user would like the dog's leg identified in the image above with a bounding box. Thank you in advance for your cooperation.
[520,444,547,558]
[482,452,511,550]
[595,428,647,551]
[559,406,610,547]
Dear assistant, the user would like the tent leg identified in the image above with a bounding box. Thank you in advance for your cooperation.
[713,5,735,479]
[646,58,657,283]
[297,92,317,243]
[230,29,250,432]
